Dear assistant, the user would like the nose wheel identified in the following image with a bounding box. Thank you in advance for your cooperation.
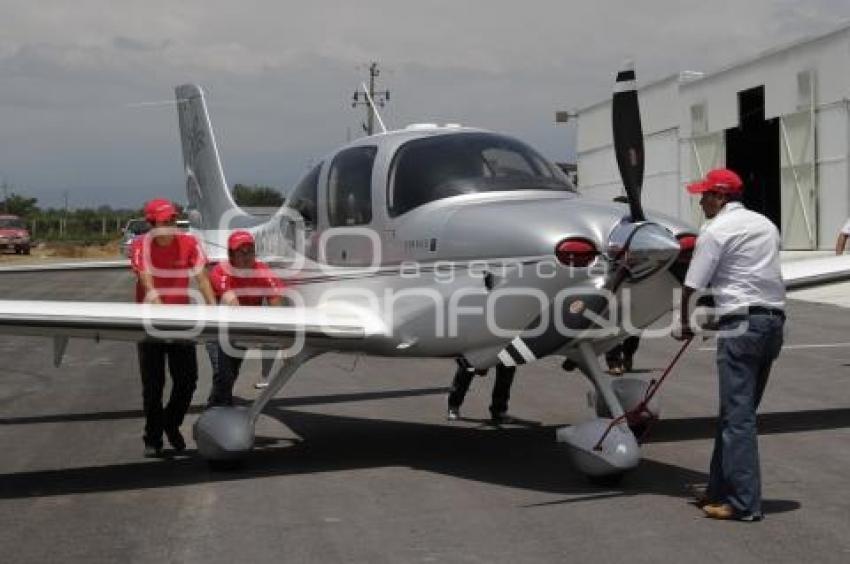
[557,341,641,480]
[592,376,661,440]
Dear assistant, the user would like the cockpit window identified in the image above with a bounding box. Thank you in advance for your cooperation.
[288,163,321,227]
[388,132,573,217]
[328,146,376,227]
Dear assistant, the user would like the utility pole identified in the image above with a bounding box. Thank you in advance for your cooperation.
[62,190,69,238]
[1,176,8,213]
[352,62,390,136]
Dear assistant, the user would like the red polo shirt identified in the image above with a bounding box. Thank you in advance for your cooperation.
[130,232,207,304]
[209,260,285,306]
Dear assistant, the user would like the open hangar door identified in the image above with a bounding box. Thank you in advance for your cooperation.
[724,84,817,249]
[725,86,782,230]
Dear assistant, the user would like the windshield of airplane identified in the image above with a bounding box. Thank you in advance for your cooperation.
[0,218,26,229]
[388,132,574,217]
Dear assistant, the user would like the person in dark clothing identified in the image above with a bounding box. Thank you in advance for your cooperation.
[604,335,641,375]
[447,360,516,424]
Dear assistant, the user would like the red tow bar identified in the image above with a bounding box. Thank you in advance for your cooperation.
[593,336,694,451]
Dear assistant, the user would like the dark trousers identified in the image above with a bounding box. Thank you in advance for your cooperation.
[448,362,516,417]
[708,314,784,516]
[137,342,198,448]
[205,341,244,406]
[605,335,640,365]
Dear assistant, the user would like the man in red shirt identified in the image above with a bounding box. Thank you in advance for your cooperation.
[130,198,216,457]
[206,230,286,407]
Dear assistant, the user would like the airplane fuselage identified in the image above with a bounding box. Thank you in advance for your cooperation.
[191,127,694,366]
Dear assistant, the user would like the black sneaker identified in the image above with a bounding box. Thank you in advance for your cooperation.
[144,444,163,458]
[447,407,460,421]
[165,427,186,452]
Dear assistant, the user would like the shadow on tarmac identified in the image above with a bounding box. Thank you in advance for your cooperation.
[0,387,450,426]
[0,407,701,501]
[0,404,806,516]
[644,407,850,443]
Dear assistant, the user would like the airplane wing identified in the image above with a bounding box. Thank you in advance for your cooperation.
[0,300,389,364]
[782,255,850,290]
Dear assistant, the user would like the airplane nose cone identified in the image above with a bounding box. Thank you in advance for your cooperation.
[607,222,680,281]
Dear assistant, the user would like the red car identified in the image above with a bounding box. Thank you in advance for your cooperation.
[0,214,31,254]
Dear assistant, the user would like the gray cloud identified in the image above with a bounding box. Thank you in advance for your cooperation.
[0,0,849,207]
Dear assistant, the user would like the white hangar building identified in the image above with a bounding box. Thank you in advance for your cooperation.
[576,24,850,250]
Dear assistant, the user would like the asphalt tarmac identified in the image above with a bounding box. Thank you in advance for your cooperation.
[1,269,849,563]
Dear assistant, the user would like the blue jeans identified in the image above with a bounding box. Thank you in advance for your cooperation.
[205,341,245,407]
[708,313,784,517]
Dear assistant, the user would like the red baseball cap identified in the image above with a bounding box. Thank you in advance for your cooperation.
[227,230,255,251]
[686,168,743,195]
[144,198,178,224]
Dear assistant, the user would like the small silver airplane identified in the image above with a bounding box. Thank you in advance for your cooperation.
[0,64,844,480]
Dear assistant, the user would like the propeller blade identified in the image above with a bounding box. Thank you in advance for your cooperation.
[612,61,646,222]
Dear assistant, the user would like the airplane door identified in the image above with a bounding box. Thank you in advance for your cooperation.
[323,146,380,266]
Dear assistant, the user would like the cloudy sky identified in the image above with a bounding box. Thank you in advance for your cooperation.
[1,0,848,208]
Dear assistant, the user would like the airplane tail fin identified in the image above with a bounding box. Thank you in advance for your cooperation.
[175,84,252,229]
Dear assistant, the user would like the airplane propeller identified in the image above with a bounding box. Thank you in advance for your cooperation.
[493,61,656,369]
[612,61,646,223]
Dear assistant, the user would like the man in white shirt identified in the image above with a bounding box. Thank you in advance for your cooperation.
[675,168,785,522]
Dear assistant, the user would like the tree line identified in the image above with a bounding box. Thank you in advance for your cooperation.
[1,184,285,243]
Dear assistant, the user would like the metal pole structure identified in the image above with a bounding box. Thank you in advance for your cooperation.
[367,62,376,136]
[351,62,390,136]
[361,82,387,134]
[1,178,8,214]
[62,190,69,240]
